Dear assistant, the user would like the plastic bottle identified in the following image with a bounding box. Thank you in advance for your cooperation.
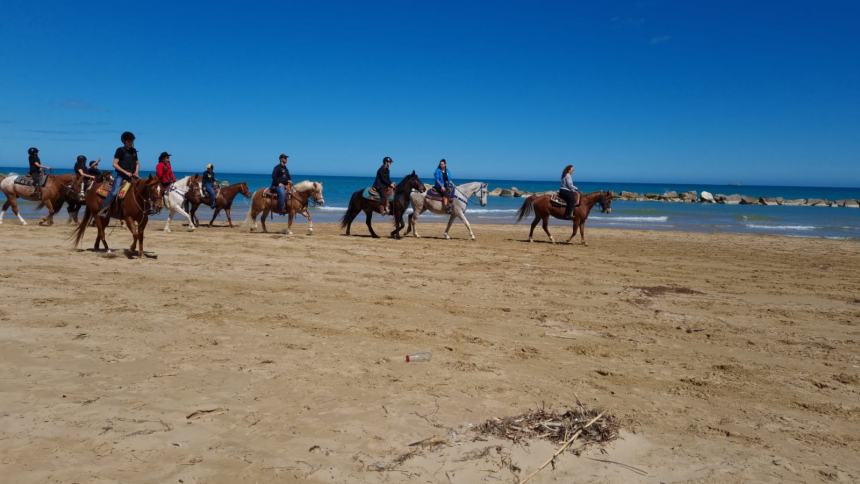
[405,352,432,363]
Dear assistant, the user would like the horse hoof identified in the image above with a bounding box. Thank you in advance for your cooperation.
[528,238,533,243]
[444,234,451,240]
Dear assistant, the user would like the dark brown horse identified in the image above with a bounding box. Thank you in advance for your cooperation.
[186,182,251,227]
[72,175,164,258]
[340,174,422,238]
[388,171,425,239]
[1,172,80,226]
[245,180,325,235]
[516,190,614,245]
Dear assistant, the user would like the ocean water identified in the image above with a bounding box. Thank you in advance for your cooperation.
[2,166,858,239]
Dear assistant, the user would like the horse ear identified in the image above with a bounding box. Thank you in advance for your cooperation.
[411,170,416,175]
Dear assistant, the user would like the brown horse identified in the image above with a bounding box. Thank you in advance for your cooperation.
[244,180,325,235]
[1,172,82,226]
[341,176,421,238]
[516,190,614,245]
[72,175,164,258]
[187,181,251,228]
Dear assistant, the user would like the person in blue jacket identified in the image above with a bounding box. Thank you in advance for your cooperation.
[434,158,455,213]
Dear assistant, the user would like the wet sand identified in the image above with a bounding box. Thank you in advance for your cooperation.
[1,219,858,483]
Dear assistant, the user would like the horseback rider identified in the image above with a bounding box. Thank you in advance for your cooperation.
[98,131,139,216]
[156,152,176,192]
[202,163,217,209]
[373,156,395,214]
[559,164,580,220]
[271,153,292,213]
[28,147,50,199]
[434,158,455,213]
[74,154,98,197]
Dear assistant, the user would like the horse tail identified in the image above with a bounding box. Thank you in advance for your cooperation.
[340,190,361,229]
[71,206,92,246]
[242,191,256,229]
[516,195,535,223]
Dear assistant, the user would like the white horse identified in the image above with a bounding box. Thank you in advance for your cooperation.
[405,181,488,240]
[162,175,202,232]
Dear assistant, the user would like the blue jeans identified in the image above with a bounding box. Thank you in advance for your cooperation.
[101,172,128,210]
[204,184,216,207]
[275,185,286,212]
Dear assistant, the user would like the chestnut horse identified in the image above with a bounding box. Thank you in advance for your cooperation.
[72,175,164,258]
[516,190,614,245]
[186,181,251,228]
[244,180,325,235]
[1,172,80,226]
[340,172,423,239]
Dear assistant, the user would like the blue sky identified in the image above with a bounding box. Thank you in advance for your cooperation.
[1,0,858,186]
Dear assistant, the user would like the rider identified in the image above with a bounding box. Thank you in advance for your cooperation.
[98,131,139,216]
[74,155,97,196]
[28,147,50,199]
[271,154,292,213]
[559,164,579,220]
[86,159,102,179]
[373,156,395,214]
[202,163,217,209]
[434,158,454,213]
[156,152,176,192]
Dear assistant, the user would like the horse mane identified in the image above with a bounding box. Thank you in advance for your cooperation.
[293,180,320,192]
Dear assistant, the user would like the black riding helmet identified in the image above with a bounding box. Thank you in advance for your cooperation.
[77,155,87,163]
[121,131,136,142]
[28,147,39,155]
[383,156,393,164]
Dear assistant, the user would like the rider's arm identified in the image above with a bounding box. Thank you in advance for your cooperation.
[112,157,126,176]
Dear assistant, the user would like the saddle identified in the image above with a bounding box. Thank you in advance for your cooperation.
[94,180,131,200]
[14,174,48,187]
[425,187,451,201]
[363,187,392,202]
[549,192,579,208]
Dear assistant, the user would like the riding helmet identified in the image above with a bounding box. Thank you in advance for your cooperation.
[383,156,393,164]
[28,147,39,155]
[120,131,136,142]
[77,155,87,163]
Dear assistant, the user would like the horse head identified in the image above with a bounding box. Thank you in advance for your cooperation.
[240,182,251,198]
[598,191,614,213]
[312,182,325,206]
[479,182,488,207]
[143,175,164,214]
[401,171,425,193]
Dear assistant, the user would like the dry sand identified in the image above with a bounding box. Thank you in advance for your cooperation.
[1,218,858,483]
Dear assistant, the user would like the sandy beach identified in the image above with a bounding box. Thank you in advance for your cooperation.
[1,219,858,483]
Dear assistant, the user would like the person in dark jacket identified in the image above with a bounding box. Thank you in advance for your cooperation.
[74,154,97,196]
[99,131,139,216]
[373,156,395,214]
[28,147,50,199]
[271,153,292,213]
[202,164,217,208]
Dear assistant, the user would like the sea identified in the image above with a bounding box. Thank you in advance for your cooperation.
[2,166,859,240]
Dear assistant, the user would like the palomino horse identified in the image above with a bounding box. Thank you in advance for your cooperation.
[244,180,325,235]
[389,171,426,239]
[339,175,417,238]
[516,190,613,245]
[405,181,488,241]
[187,182,251,228]
[162,175,202,232]
[1,172,81,226]
[72,175,164,258]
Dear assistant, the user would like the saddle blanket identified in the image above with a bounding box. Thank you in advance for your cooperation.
[13,174,48,187]
[95,180,131,199]
[425,187,455,201]
[363,187,393,202]
[549,192,580,208]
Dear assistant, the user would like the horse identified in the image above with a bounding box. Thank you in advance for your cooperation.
[1,172,81,226]
[404,181,488,241]
[244,180,325,235]
[162,175,202,232]
[516,190,613,245]
[340,173,421,238]
[72,175,164,258]
[388,171,426,239]
[187,181,251,228]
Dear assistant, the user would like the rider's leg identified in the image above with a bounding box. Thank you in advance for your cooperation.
[561,190,575,219]
[276,185,286,213]
[99,175,124,214]
[32,171,42,198]
[205,185,216,208]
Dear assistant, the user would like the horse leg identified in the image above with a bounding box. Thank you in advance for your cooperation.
[260,208,269,233]
[164,209,173,232]
[286,210,294,235]
[580,221,587,246]
[459,212,476,241]
[528,216,540,242]
[365,210,379,238]
[125,216,139,256]
[0,199,8,224]
[304,209,313,235]
[138,218,148,258]
[225,208,233,228]
[209,208,220,227]
[443,214,455,240]
[541,215,555,243]
[567,221,579,243]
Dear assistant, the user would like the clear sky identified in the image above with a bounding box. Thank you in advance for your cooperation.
[1,0,858,186]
